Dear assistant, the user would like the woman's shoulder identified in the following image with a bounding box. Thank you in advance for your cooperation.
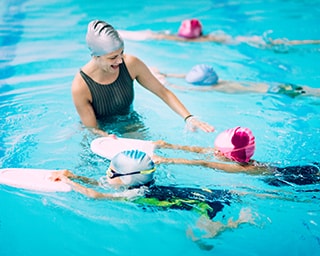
[124,54,142,64]
[71,69,91,95]
[123,54,148,75]
[72,70,85,86]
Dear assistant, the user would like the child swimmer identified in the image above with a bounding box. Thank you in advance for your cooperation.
[51,149,256,250]
[153,126,320,187]
[151,64,320,98]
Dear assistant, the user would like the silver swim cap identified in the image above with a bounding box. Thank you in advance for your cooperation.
[110,150,155,187]
[86,20,124,56]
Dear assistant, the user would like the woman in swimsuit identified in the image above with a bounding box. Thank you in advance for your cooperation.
[71,20,214,136]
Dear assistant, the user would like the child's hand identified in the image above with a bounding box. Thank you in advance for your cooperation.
[49,170,72,182]
[153,140,167,147]
[152,154,169,164]
[107,134,117,139]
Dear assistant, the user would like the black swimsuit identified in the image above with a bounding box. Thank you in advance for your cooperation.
[133,186,233,219]
[265,162,320,186]
[80,61,134,118]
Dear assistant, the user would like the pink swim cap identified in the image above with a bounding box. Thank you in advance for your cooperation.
[177,19,202,39]
[214,127,255,163]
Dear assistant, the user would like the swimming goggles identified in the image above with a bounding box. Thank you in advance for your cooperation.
[107,167,156,179]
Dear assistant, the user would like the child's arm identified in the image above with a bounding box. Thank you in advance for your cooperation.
[66,179,113,199]
[50,170,99,185]
[153,155,267,175]
[61,176,137,200]
[153,140,212,154]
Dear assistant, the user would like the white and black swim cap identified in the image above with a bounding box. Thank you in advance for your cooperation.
[86,20,124,56]
[110,150,155,187]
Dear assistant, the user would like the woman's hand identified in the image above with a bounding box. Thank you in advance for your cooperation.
[185,116,215,133]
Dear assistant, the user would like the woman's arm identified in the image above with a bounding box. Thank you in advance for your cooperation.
[71,73,98,128]
[71,73,109,137]
[132,56,192,119]
[125,55,214,133]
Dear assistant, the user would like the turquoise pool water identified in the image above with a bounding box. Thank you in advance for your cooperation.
[1,0,320,255]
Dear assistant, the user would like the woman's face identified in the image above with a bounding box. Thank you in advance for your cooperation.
[95,48,124,73]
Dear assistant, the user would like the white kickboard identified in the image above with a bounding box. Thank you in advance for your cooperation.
[90,137,155,160]
[0,168,72,192]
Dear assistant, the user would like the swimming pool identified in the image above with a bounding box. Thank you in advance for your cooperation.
[1,0,320,255]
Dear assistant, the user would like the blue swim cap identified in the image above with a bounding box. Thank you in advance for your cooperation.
[110,150,155,187]
[185,64,219,86]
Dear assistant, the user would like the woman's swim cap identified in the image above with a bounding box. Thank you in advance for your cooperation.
[86,20,124,56]
[177,19,202,39]
[110,150,155,187]
[214,127,255,163]
[185,64,219,85]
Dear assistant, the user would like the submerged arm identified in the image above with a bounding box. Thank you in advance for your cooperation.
[187,208,256,250]
[199,208,255,238]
